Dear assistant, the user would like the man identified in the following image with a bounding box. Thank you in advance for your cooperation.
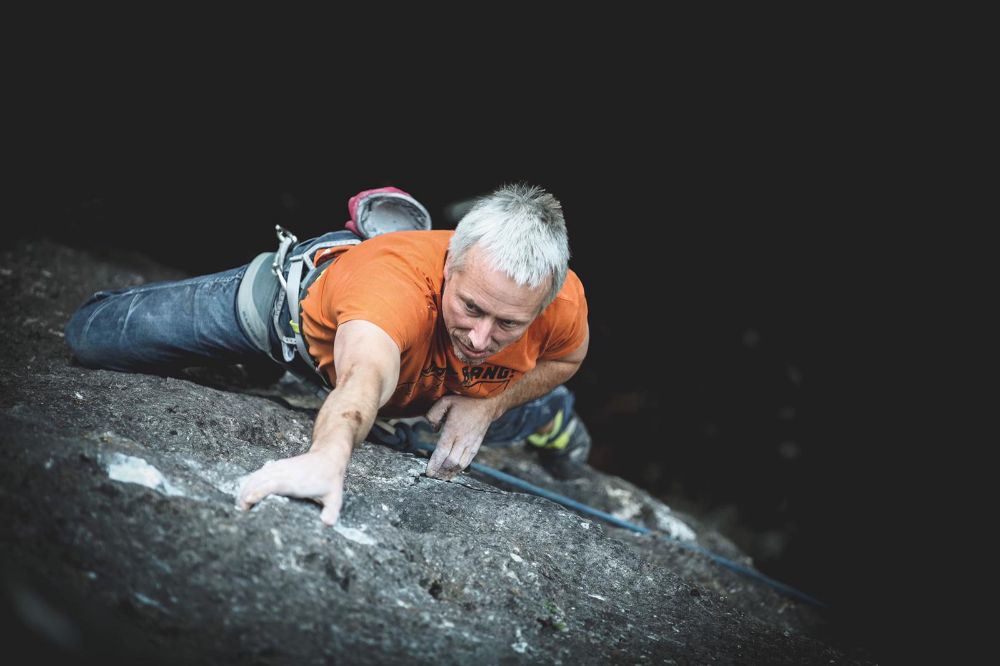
[66,183,591,527]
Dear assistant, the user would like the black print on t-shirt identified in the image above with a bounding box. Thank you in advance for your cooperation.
[461,365,517,388]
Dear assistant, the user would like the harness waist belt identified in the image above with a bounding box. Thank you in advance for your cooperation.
[271,226,361,370]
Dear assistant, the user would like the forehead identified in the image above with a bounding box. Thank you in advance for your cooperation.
[451,246,546,318]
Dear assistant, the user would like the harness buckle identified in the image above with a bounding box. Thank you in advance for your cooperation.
[272,225,298,289]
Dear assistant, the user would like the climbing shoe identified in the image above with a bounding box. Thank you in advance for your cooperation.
[526,410,592,480]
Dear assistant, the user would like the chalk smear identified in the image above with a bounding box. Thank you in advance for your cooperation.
[106,453,184,497]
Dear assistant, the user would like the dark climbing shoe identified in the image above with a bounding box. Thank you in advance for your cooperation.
[527,411,592,480]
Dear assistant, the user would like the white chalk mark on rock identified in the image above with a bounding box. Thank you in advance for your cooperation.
[650,504,697,541]
[133,592,168,612]
[106,454,184,497]
[604,486,697,541]
[511,627,528,654]
[333,525,377,545]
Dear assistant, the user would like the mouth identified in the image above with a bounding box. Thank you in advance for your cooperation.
[457,339,492,360]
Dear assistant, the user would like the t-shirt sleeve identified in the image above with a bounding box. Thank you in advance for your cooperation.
[320,246,432,354]
[538,270,589,361]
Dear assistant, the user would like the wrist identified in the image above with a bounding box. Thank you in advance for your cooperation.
[309,440,352,468]
[485,394,508,422]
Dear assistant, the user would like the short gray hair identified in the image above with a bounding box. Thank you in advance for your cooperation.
[447,183,570,310]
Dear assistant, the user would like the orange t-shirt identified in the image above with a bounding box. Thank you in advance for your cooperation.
[299,230,588,417]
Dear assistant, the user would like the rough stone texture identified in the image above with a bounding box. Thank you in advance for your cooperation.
[0,240,875,665]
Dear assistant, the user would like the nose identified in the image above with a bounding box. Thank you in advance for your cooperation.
[467,319,493,350]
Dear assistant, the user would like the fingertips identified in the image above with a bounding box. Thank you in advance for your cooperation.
[237,476,276,511]
[320,506,340,526]
[425,463,451,480]
[320,487,343,526]
[236,464,273,510]
[425,459,457,481]
[236,478,254,511]
[239,490,262,511]
[426,442,450,477]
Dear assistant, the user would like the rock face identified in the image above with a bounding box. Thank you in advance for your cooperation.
[0,240,874,665]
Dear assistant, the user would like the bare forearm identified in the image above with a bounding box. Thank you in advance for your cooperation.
[307,320,401,465]
[310,380,380,459]
[489,359,580,420]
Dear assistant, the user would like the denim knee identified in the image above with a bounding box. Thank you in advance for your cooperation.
[483,385,576,444]
[64,290,117,368]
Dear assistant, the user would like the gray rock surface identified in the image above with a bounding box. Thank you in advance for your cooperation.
[0,240,875,665]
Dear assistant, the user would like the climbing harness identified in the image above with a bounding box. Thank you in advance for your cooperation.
[272,225,360,366]
[268,186,432,370]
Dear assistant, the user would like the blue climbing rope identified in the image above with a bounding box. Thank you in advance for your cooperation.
[375,421,828,609]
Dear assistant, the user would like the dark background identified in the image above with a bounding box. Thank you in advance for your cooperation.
[9,48,905,658]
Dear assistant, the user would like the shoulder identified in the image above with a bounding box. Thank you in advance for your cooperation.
[344,230,453,260]
[328,230,451,289]
[527,268,589,360]
[532,269,588,332]
[558,269,585,301]
[546,269,587,316]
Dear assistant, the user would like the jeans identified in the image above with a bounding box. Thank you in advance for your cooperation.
[64,257,575,445]
[64,265,261,372]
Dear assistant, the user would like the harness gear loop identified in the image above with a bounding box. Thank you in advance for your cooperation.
[272,225,298,292]
[271,227,362,368]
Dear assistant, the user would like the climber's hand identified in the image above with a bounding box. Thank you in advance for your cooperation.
[237,448,348,526]
[424,394,497,480]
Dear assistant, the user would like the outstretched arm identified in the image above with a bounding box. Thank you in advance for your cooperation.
[237,320,400,525]
[425,323,589,480]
